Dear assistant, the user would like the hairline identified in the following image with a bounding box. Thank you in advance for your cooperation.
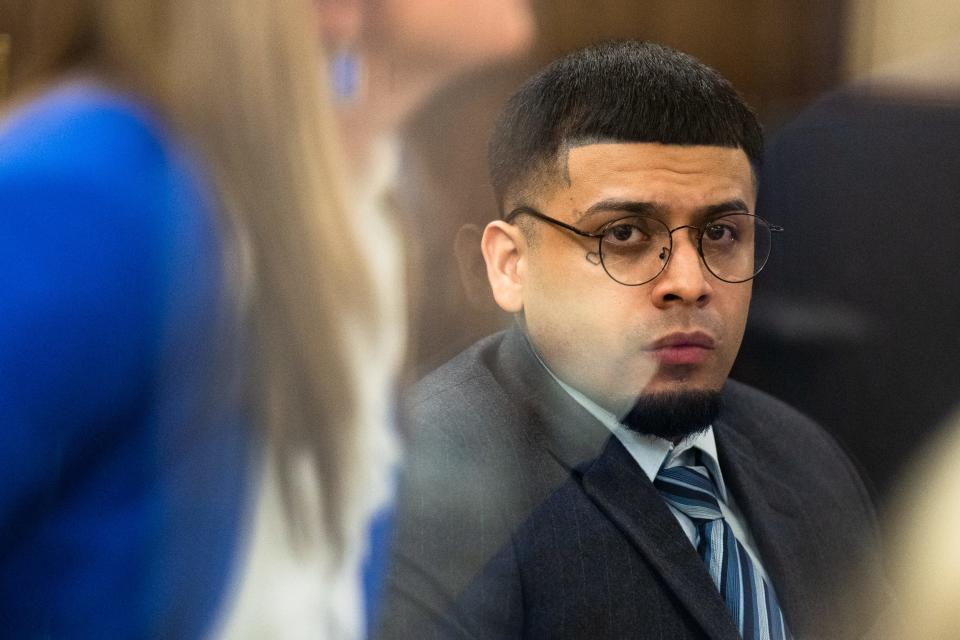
[499,140,760,217]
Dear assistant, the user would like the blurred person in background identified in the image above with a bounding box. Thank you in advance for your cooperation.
[310,5,536,630]
[0,0,400,637]
[736,34,960,632]
[399,66,526,375]
[734,35,960,513]
[315,0,536,176]
[314,0,536,375]
[876,403,960,639]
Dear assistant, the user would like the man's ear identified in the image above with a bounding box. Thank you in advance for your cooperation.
[481,220,526,313]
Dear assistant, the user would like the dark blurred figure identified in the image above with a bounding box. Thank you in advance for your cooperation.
[734,41,960,510]
[400,66,526,374]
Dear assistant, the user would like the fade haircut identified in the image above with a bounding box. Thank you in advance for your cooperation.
[488,41,763,214]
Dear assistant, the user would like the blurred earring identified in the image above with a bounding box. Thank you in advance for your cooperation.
[330,48,363,104]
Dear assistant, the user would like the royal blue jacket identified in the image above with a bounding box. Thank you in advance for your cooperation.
[0,84,251,638]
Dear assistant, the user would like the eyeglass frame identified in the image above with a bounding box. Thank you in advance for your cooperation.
[503,205,784,286]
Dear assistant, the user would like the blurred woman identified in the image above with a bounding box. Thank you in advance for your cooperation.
[877,405,960,639]
[314,0,536,379]
[0,1,399,637]
[316,0,536,174]
[309,5,536,629]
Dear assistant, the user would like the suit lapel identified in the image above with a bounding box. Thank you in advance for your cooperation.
[714,413,813,635]
[581,437,742,640]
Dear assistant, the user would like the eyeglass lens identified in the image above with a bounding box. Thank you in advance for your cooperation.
[597,213,771,285]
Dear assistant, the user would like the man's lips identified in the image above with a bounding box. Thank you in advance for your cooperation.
[647,331,716,365]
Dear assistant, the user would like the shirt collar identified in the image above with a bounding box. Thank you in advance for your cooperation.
[663,429,728,502]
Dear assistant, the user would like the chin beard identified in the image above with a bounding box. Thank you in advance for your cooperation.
[621,390,722,442]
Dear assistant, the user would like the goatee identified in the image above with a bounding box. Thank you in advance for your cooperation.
[621,390,722,442]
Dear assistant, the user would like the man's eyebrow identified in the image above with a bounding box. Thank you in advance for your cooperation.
[575,197,751,224]
[576,199,663,223]
[698,199,751,218]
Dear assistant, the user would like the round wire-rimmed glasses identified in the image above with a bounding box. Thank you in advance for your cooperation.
[504,206,784,286]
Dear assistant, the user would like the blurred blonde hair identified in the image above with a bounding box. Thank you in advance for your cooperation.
[0,0,388,556]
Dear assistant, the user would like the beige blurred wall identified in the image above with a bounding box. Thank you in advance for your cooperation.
[846,0,960,79]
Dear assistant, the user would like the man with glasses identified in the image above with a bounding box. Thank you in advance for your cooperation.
[377,42,890,640]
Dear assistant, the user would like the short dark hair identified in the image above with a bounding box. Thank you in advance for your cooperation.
[488,41,763,213]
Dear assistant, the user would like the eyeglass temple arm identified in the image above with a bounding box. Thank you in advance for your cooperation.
[504,206,604,239]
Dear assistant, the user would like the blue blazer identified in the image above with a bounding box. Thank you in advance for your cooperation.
[0,85,250,638]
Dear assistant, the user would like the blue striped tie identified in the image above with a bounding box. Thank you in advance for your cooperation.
[654,464,790,640]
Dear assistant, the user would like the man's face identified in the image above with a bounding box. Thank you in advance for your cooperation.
[517,143,756,416]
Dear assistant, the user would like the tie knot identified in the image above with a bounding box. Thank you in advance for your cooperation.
[654,464,723,523]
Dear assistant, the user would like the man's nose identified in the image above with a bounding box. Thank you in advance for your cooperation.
[650,228,712,307]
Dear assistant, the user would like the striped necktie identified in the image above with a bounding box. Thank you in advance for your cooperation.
[654,463,790,640]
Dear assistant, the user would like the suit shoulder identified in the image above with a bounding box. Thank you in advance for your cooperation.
[723,380,816,425]
[403,331,534,466]
[409,332,508,411]
[722,379,857,462]
[722,379,868,491]
[722,379,820,429]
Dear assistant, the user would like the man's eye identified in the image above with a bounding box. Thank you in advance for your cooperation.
[606,224,649,244]
[704,223,737,242]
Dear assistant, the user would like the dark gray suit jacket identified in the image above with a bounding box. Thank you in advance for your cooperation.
[376,328,890,639]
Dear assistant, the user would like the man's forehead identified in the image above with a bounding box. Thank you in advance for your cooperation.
[538,142,756,213]
[564,141,753,178]
[503,142,755,215]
